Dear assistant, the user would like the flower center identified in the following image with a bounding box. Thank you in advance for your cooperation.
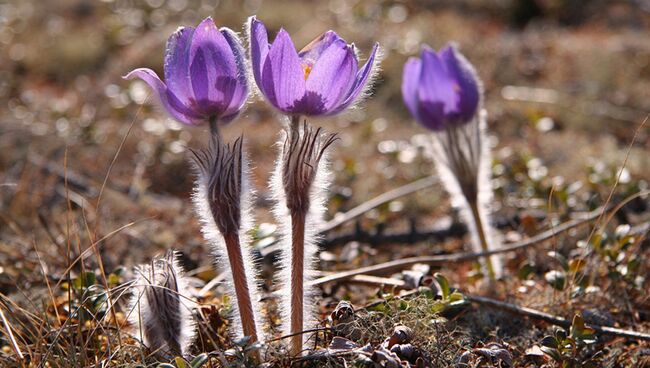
[303,64,313,80]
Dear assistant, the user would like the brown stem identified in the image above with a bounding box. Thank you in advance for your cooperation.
[223,232,258,343]
[289,211,306,356]
[468,199,496,280]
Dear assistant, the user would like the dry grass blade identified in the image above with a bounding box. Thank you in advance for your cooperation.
[0,306,24,361]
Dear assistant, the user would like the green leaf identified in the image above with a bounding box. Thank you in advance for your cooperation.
[233,336,251,347]
[73,271,96,290]
[190,353,209,368]
[174,357,187,368]
[628,256,641,272]
[430,301,445,314]
[548,251,569,271]
[367,301,388,313]
[417,286,434,299]
[554,327,567,341]
[570,314,585,338]
[614,224,631,239]
[541,335,558,348]
[107,272,121,287]
[448,291,465,302]
[568,258,586,273]
[517,262,535,280]
[434,273,450,300]
[540,346,562,362]
[545,270,566,290]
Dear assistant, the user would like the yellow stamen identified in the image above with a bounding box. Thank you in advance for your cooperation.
[303,64,312,80]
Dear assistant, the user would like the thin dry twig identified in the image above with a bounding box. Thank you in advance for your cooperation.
[466,294,650,342]
[322,175,438,232]
[309,206,609,287]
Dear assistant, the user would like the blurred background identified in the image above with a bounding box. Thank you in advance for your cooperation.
[1,0,650,291]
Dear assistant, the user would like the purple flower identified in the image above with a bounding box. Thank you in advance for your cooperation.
[402,44,480,131]
[124,17,248,125]
[248,16,379,116]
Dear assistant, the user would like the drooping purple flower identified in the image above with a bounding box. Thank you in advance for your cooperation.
[124,17,249,125]
[248,16,379,116]
[402,44,480,131]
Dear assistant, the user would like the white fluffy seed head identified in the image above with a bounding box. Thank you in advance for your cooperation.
[127,250,196,357]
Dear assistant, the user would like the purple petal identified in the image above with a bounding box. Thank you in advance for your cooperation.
[249,16,269,92]
[416,47,459,127]
[401,57,422,122]
[189,17,238,115]
[261,29,306,112]
[219,27,249,121]
[305,39,357,114]
[164,26,194,105]
[124,68,200,125]
[332,42,379,114]
[298,30,343,64]
[440,44,480,122]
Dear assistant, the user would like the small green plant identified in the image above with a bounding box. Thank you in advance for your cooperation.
[429,273,469,316]
[543,251,588,296]
[540,314,599,368]
[157,353,209,368]
[581,225,644,289]
[63,271,109,321]
[223,336,263,367]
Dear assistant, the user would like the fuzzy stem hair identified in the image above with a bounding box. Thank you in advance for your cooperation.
[428,110,502,279]
[272,116,337,356]
[191,134,262,343]
[128,250,196,358]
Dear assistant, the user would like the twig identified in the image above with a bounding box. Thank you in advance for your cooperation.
[259,219,467,258]
[322,176,438,232]
[309,206,607,287]
[467,294,650,342]
[321,221,467,248]
[264,327,330,343]
[337,275,650,342]
[347,275,406,288]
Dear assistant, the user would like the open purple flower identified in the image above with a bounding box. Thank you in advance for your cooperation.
[248,16,379,116]
[402,44,480,131]
[124,17,248,126]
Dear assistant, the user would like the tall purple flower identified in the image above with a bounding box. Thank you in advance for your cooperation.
[248,16,379,116]
[124,17,249,127]
[402,44,502,280]
[402,44,480,131]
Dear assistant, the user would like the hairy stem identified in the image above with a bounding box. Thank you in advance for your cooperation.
[468,199,496,280]
[289,211,306,356]
[223,232,258,343]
